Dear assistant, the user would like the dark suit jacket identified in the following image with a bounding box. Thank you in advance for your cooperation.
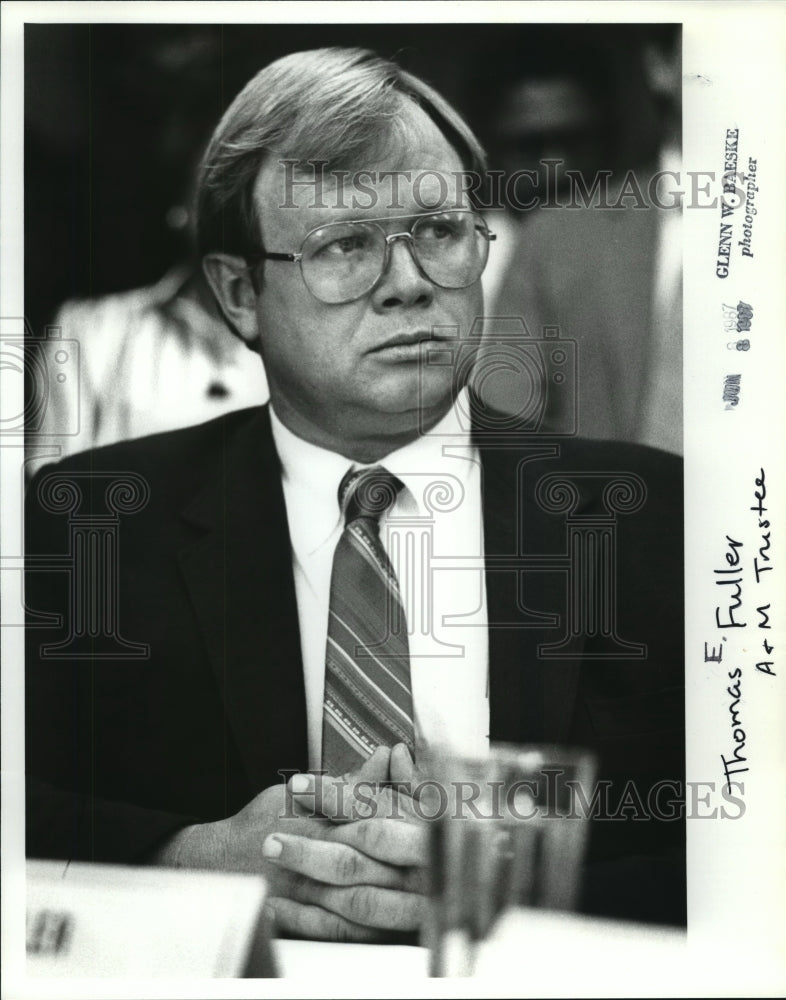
[25,405,685,923]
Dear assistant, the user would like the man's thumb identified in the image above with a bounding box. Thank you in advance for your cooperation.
[389,742,416,787]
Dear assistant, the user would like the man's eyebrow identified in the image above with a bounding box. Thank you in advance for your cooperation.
[300,207,471,230]
[319,209,453,224]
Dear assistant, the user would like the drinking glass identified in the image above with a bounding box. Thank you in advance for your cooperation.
[421,743,597,977]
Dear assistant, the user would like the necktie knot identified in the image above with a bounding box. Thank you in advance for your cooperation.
[339,465,403,525]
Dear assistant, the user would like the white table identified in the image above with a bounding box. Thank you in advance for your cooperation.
[275,912,685,991]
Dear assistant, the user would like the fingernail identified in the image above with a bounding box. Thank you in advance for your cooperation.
[290,773,313,794]
[262,835,283,859]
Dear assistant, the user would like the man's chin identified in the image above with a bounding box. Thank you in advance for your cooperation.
[365,369,458,418]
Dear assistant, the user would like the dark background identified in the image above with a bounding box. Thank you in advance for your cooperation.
[25,22,675,336]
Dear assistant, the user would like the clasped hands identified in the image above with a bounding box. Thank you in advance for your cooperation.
[159,744,427,941]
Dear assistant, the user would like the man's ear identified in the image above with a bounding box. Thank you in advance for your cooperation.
[202,254,260,348]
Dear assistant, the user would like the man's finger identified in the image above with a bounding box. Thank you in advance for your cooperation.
[351,745,393,783]
[327,816,428,866]
[332,745,396,820]
[265,898,381,942]
[287,880,425,931]
[287,771,365,821]
[286,748,426,824]
[262,832,419,889]
[288,747,405,822]
[320,778,421,823]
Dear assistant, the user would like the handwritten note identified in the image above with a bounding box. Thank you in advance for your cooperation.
[704,468,776,794]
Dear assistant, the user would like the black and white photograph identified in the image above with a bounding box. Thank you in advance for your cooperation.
[1,2,784,996]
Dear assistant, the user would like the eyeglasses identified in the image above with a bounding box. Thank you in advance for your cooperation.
[247,209,496,305]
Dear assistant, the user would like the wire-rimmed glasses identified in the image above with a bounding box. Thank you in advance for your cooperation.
[247,209,496,304]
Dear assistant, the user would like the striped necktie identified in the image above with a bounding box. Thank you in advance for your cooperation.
[322,465,415,776]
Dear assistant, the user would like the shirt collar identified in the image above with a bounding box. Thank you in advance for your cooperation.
[270,389,475,558]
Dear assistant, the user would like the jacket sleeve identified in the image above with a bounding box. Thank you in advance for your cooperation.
[581,848,687,926]
[25,464,197,863]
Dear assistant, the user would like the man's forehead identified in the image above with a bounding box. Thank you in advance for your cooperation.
[252,113,469,243]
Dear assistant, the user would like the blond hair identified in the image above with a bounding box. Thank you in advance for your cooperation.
[195,47,486,258]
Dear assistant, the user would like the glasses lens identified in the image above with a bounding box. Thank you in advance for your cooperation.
[412,212,490,289]
[301,222,385,304]
[298,212,491,304]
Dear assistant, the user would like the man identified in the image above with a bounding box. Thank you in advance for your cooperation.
[25,48,685,941]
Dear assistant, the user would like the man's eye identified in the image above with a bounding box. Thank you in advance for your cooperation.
[419,220,461,241]
[321,235,368,256]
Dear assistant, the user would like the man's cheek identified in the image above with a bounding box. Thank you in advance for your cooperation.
[416,361,455,404]
[439,290,483,333]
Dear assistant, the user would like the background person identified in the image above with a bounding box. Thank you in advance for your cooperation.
[480,26,682,452]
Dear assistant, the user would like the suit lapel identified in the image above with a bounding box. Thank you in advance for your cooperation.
[177,408,308,791]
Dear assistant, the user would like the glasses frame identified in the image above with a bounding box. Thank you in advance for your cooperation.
[246,209,496,304]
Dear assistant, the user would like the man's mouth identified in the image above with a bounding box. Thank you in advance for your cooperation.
[373,330,447,352]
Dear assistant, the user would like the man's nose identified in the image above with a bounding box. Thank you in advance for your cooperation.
[370,235,434,311]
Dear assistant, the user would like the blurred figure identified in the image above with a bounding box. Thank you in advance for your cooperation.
[26,28,269,475]
[28,267,268,475]
[479,30,625,310]
[637,29,682,452]
[478,27,682,454]
[478,69,607,425]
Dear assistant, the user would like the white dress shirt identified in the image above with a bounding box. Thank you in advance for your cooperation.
[270,390,490,771]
